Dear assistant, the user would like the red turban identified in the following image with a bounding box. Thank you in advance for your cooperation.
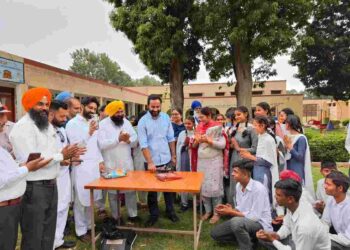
[22,87,52,112]
[279,170,302,183]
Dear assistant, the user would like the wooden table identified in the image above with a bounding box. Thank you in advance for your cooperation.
[85,171,204,250]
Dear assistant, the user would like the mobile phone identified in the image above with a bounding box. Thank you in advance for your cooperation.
[27,153,41,163]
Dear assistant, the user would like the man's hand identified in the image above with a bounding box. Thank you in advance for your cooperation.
[26,157,53,172]
[256,230,279,242]
[215,203,234,216]
[89,120,98,136]
[60,160,70,166]
[61,144,86,160]
[119,131,130,143]
[148,162,156,172]
[314,200,325,213]
[272,215,284,225]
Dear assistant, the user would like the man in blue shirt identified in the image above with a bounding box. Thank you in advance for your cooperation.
[138,94,179,227]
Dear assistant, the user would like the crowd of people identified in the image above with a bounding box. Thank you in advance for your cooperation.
[0,87,349,250]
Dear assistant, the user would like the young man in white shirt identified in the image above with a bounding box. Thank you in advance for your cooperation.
[0,148,51,250]
[257,178,331,250]
[9,87,80,250]
[210,161,273,250]
[322,170,350,250]
[66,96,103,243]
[314,161,338,213]
[97,100,139,224]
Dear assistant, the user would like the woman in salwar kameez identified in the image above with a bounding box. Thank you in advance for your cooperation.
[193,107,226,224]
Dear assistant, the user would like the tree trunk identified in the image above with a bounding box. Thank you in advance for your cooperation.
[233,43,253,114]
[169,58,184,112]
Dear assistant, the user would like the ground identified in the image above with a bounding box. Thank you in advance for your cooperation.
[16,167,348,250]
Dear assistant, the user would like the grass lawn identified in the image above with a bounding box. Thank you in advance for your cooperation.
[16,167,348,250]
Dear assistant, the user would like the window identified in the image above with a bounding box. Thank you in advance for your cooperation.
[215,92,225,96]
[189,93,203,97]
[230,92,236,96]
[271,90,282,95]
[252,91,263,95]
[303,104,317,117]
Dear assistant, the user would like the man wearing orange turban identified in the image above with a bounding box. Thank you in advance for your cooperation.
[22,87,52,112]
[9,87,81,250]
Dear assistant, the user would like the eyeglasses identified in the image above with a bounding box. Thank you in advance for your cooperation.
[56,130,65,143]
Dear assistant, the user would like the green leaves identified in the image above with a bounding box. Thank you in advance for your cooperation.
[108,0,202,82]
[69,48,160,86]
[291,0,350,100]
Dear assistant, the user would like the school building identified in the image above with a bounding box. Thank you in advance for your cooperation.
[1,50,307,122]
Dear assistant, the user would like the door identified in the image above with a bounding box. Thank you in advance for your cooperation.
[0,86,15,121]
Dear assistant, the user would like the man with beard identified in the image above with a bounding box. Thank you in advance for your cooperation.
[66,96,103,243]
[49,100,77,249]
[55,92,81,122]
[9,87,81,250]
[97,100,139,223]
[138,94,179,227]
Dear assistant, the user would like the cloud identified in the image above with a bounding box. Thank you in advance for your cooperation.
[0,0,305,91]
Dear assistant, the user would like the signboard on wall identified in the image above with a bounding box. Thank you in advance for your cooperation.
[0,57,24,83]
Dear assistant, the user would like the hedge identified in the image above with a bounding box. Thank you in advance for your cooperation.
[305,129,349,162]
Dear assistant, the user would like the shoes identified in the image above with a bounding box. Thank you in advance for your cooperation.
[209,214,220,224]
[167,213,180,223]
[144,217,158,227]
[179,205,189,213]
[55,240,76,249]
[127,216,142,225]
[77,232,91,243]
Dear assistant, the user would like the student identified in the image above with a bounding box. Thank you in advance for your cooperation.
[322,171,350,250]
[210,162,272,250]
[240,116,279,205]
[315,161,338,213]
[283,115,314,198]
[228,106,258,205]
[255,102,271,117]
[275,108,294,138]
[257,179,331,250]
[176,116,195,212]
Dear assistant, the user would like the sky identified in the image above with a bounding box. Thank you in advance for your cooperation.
[1,0,305,90]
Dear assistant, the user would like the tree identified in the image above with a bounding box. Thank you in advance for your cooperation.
[69,48,134,86]
[198,0,312,111]
[133,75,162,86]
[290,0,350,101]
[106,0,202,110]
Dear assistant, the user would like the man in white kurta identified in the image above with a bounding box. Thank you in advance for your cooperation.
[50,100,76,249]
[97,100,138,222]
[66,97,102,242]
